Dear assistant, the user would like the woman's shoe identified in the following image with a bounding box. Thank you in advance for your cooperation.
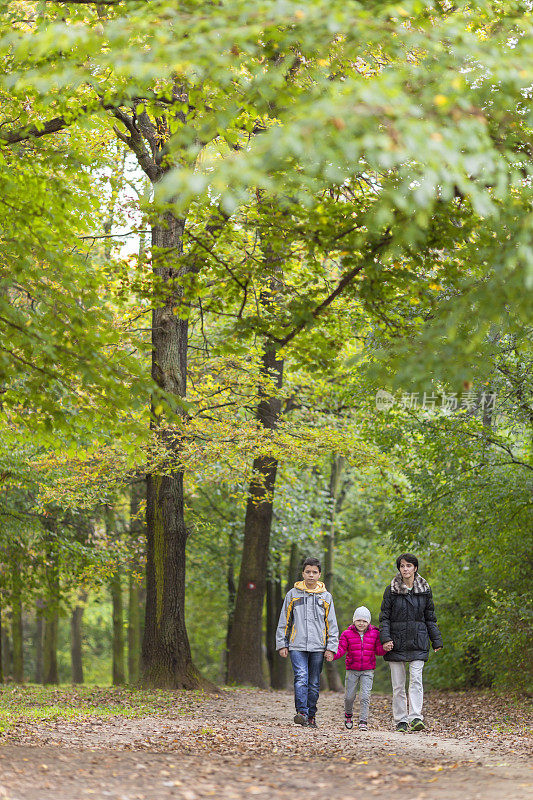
[344,713,353,729]
[396,722,408,733]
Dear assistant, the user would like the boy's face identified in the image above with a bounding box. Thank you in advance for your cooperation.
[354,619,369,633]
[302,565,321,587]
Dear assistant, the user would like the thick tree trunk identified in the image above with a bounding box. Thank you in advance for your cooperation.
[11,550,24,683]
[227,346,283,686]
[141,213,204,689]
[324,455,345,692]
[34,601,44,684]
[43,528,60,685]
[143,473,201,687]
[70,600,85,684]
[266,557,287,689]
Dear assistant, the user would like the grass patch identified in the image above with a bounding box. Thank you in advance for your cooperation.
[0,684,205,733]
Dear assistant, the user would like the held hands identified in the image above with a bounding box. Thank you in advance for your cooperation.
[278,647,288,658]
[383,640,394,652]
[324,650,335,662]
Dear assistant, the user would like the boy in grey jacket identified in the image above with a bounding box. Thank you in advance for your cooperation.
[276,557,339,728]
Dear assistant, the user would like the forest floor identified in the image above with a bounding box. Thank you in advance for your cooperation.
[0,686,530,800]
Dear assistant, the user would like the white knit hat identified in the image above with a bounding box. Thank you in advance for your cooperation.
[353,606,371,623]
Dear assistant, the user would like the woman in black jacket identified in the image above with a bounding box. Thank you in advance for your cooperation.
[379,553,443,733]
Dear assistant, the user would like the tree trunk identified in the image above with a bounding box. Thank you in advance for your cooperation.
[227,345,284,686]
[286,542,300,593]
[105,505,126,686]
[43,525,60,685]
[70,601,85,684]
[11,549,24,683]
[128,480,144,685]
[0,601,4,684]
[1,623,11,681]
[141,213,204,689]
[111,570,126,685]
[323,454,345,692]
[224,530,237,683]
[266,557,287,689]
[34,600,44,684]
[43,607,59,683]
[128,572,141,685]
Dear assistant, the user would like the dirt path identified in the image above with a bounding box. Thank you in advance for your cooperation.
[0,689,531,800]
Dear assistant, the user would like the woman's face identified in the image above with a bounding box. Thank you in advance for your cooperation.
[399,559,417,581]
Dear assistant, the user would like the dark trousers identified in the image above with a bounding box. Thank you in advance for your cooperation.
[289,650,324,718]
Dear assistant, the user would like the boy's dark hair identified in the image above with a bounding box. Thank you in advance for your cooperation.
[396,553,418,571]
[302,556,321,571]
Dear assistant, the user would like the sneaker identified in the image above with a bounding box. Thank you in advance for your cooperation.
[358,721,368,731]
[396,722,408,733]
[294,712,309,726]
[410,718,426,731]
[308,717,317,729]
[344,713,353,730]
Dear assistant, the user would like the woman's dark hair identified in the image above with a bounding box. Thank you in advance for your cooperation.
[396,553,419,571]
[302,556,322,571]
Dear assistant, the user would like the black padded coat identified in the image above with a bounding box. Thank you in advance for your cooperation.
[379,573,443,662]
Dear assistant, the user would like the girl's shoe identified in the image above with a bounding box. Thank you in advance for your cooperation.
[344,713,353,729]
[358,721,368,731]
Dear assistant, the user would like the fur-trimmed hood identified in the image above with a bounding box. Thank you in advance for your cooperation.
[390,572,430,595]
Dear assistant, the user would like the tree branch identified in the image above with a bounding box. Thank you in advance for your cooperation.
[270,230,392,348]
[1,115,71,145]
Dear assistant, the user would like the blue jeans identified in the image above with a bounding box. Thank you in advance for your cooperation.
[289,650,324,719]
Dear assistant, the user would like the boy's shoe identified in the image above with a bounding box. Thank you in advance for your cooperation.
[358,721,368,731]
[344,713,353,730]
[294,712,309,726]
[308,717,317,728]
[410,718,426,731]
[396,722,409,733]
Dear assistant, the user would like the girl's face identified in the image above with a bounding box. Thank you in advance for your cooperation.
[354,619,369,633]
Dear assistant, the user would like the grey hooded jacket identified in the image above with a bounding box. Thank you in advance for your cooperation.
[276,581,339,653]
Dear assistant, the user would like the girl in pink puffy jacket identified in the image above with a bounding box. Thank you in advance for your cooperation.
[333,606,389,730]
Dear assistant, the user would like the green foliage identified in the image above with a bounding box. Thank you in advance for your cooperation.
[0,0,530,694]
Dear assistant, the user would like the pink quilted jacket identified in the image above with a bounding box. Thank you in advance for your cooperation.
[333,624,385,671]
